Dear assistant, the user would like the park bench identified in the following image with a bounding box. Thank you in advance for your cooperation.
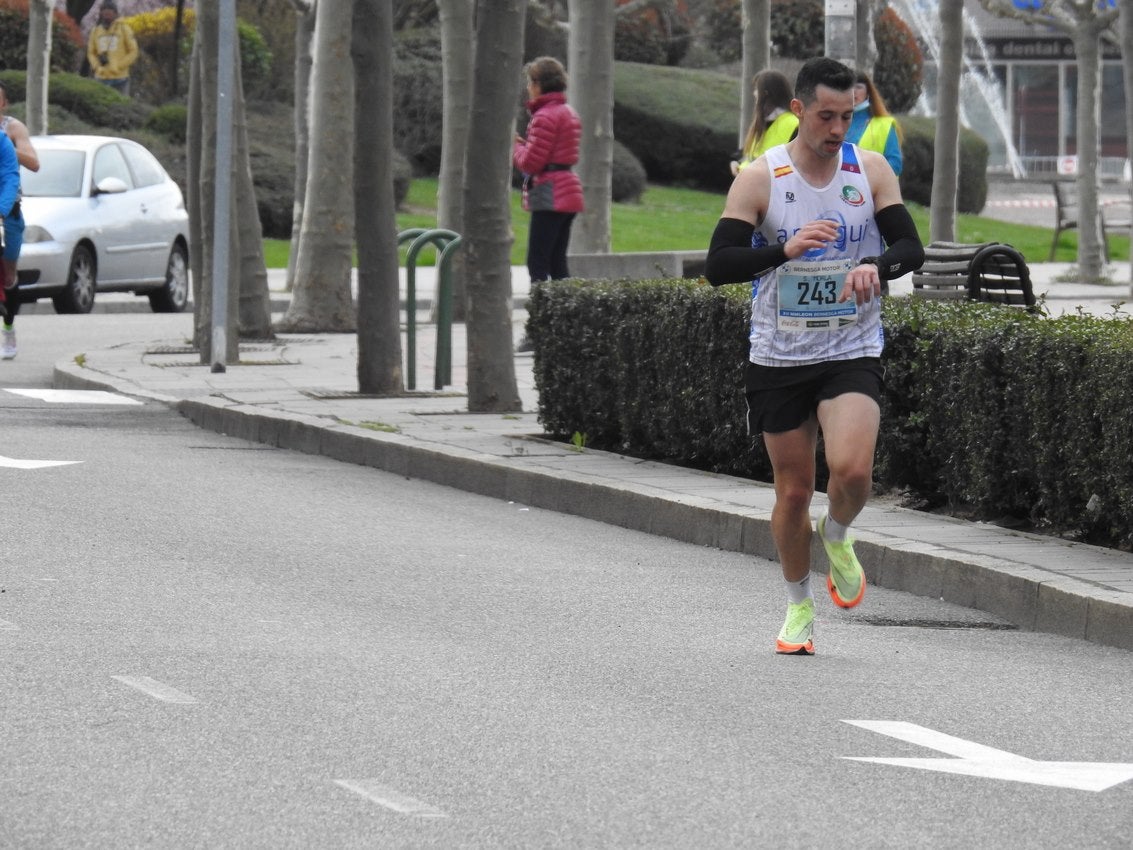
[911,241,1036,310]
[1049,180,1133,261]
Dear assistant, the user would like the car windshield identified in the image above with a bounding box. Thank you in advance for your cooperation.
[20,150,86,197]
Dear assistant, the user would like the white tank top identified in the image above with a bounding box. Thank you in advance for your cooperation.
[748,142,885,366]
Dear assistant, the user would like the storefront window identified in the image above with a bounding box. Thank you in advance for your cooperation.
[1013,64,1059,157]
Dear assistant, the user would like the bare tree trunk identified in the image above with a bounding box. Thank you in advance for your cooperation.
[437,0,473,319]
[856,0,878,75]
[278,0,356,332]
[1071,25,1105,283]
[567,0,614,254]
[26,0,52,135]
[463,0,524,413]
[187,34,204,348]
[1122,2,1133,295]
[231,50,273,338]
[930,0,962,243]
[285,0,316,293]
[739,0,770,149]
[353,0,402,393]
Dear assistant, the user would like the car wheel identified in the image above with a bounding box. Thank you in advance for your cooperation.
[53,244,96,314]
[149,242,189,313]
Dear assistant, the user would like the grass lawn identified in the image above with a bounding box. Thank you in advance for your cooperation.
[262,177,1127,269]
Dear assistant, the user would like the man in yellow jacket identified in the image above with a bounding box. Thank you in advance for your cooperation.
[87,0,139,95]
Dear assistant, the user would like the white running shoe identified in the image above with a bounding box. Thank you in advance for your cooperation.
[1,327,16,360]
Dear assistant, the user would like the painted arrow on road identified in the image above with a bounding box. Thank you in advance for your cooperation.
[842,720,1133,792]
[0,455,81,469]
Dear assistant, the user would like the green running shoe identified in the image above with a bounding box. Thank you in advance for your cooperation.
[776,598,815,655]
[818,514,866,608]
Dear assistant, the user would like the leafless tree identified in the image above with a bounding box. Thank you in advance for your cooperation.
[1118,4,1133,294]
[436,0,474,320]
[568,0,615,253]
[855,0,879,74]
[462,0,525,412]
[929,0,963,243]
[278,0,357,332]
[284,0,316,293]
[739,0,770,149]
[352,0,402,393]
[26,0,52,135]
[982,0,1119,283]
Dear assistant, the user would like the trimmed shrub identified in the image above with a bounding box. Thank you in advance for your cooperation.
[144,102,187,143]
[702,0,824,65]
[613,61,739,192]
[0,0,84,73]
[612,139,646,203]
[393,29,443,174]
[530,279,1133,549]
[872,7,923,113]
[899,114,989,214]
[772,0,824,60]
[614,10,668,65]
[0,70,150,129]
[125,9,274,103]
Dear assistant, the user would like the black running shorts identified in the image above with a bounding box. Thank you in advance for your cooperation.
[745,357,884,435]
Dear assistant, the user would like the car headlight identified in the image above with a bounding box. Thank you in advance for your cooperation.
[23,224,53,243]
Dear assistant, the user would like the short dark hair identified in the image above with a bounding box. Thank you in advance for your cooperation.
[794,57,854,105]
[526,57,568,94]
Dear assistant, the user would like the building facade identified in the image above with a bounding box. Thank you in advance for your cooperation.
[905,1,1127,179]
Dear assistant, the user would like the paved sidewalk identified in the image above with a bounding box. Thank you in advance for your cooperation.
[52,264,1133,653]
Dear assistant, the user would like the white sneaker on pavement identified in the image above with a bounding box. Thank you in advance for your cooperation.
[1,327,17,360]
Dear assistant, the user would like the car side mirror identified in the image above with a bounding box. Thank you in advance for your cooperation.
[93,176,129,195]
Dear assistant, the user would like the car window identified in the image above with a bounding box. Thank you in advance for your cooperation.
[19,150,85,197]
[92,144,134,190]
[121,142,167,188]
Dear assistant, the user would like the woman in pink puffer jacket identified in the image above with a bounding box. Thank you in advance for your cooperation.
[513,56,584,283]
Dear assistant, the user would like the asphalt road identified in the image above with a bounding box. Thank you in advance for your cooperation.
[1,313,1132,848]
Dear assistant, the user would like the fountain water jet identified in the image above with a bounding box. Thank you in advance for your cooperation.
[893,0,1028,179]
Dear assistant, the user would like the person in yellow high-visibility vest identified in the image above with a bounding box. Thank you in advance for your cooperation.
[730,70,799,176]
[847,71,903,176]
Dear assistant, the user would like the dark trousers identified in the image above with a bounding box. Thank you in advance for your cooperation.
[526,211,576,281]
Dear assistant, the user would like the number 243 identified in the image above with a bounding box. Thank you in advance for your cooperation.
[795,279,838,306]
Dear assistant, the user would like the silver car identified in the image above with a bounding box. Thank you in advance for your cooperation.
[16,135,190,313]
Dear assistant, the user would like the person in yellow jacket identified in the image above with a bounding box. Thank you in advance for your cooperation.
[847,71,903,176]
[87,0,139,96]
[730,70,799,176]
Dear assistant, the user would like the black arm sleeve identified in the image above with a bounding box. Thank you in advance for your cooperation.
[704,217,788,287]
[867,204,925,281]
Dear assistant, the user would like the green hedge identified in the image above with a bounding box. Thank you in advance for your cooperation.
[613,62,739,192]
[899,114,990,214]
[0,70,151,130]
[529,279,1133,549]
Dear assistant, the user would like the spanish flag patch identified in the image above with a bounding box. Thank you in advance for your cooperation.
[773,164,793,178]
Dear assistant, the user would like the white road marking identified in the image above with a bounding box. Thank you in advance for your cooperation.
[0,618,19,630]
[0,455,82,469]
[4,389,142,405]
[334,780,447,817]
[111,676,199,704]
[843,720,1133,792]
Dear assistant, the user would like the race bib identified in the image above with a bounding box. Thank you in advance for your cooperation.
[776,258,857,331]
